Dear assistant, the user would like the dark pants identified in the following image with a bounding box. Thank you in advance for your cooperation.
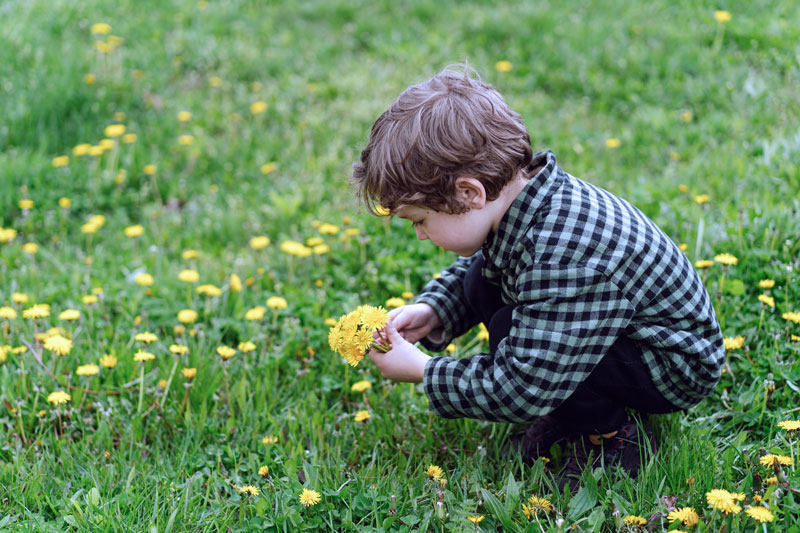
[464,256,680,434]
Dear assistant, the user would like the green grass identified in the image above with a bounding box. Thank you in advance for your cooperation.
[1,0,800,530]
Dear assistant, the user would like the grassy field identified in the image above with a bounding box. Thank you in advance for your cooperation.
[2,0,800,530]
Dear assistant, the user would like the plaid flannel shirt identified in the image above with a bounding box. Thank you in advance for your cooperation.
[416,150,724,423]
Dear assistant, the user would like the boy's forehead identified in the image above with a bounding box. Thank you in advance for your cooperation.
[394,205,429,218]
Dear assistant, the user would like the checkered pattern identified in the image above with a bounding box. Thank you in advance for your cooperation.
[416,151,724,423]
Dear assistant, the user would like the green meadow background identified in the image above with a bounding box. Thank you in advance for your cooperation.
[1,0,800,531]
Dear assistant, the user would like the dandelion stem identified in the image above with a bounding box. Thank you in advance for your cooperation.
[160,357,179,409]
[137,363,145,414]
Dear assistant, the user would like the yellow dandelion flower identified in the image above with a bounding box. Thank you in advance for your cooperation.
[694,259,714,268]
[99,138,115,150]
[82,294,98,305]
[104,124,125,137]
[181,367,197,379]
[706,489,741,514]
[0,227,19,242]
[605,137,621,149]
[680,111,693,122]
[23,304,50,319]
[385,297,406,308]
[135,332,158,343]
[777,420,800,431]
[135,273,154,286]
[44,335,72,355]
[758,294,775,307]
[426,465,444,479]
[238,341,256,352]
[354,410,371,422]
[466,515,484,525]
[178,134,194,146]
[177,110,192,122]
[527,496,553,513]
[723,336,745,351]
[124,225,144,237]
[445,344,457,353]
[359,305,389,331]
[144,164,157,175]
[58,309,81,321]
[196,284,222,297]
[714,253,738,266]
[91,22,111,34]
[217,345,236,359]
[279,240,312,257]
[84,73,96,84]
[759,454,793,467]
[266,296,287,310]
[261,435,278,444]
[765,476,778,484]
[694,194,710,204]
[58,197,71,208]
[351,380,372,393]
[178,269,199,283]
[47,390,71,405]
[306,237,323,247]
[345,227,360,236]
[477,323,489,341]
[299,488,321,507]
[340,340,365,367]
[667,507,699,527]
[234,485,260,496]
[784,311,800,324]
[249,236,270,249]
[22,242,39,254]
[19,199,34,209]
[318,223,339,235]
[245,306,266,321]
[250,101,267,114]
[313,244,329,255]
[745,506,773,523]
[353,328,374,351]
[170,344,189,355]
[260,162,276,174]
[52,155,69,167]
[759,279,775,289]
[181,249,199,260]
[0,306,17,319]
[99,354,117,368]
[73,143,90,156]
[623,515,647,526]
[122,133,137,144]
[495,60,512,72]
[229,273,242,292]
[76,364,100,376]
[134,351,155,362]
[209,76,222,87]
[177,309,198,324]
[258,465,269,476]
[714,10,731,23]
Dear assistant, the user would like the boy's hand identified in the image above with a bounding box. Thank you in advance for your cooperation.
[369,321,430,383]
[388,303,443,344]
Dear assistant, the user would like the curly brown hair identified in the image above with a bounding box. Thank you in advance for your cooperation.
[352,64,532,215]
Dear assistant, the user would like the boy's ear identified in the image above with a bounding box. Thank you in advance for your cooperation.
[454,177,486,209]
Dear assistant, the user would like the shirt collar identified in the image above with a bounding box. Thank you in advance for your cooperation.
[481,150,561,271]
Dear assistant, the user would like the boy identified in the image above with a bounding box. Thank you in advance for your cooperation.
[351,65,724,488]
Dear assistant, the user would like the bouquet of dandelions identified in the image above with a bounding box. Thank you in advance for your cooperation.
[328,305,391,366]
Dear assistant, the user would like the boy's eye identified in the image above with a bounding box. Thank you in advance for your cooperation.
[412,220,423,227]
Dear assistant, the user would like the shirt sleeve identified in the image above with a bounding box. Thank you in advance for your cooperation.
[415,253,481,352]
[423,263,636,422]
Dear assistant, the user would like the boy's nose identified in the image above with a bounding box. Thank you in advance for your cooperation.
[415,226,428,240]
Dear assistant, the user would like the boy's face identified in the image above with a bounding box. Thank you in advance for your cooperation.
[395,204,495,257]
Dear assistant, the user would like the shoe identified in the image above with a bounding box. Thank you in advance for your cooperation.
[501,415,572,464]
[557,415,656,492]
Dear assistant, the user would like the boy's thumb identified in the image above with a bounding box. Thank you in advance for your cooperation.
[384,321,406,345]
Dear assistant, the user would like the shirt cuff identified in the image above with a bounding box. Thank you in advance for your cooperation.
[423,355,462,419]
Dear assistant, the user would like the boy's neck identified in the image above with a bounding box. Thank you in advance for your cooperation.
[488,165,542,232]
